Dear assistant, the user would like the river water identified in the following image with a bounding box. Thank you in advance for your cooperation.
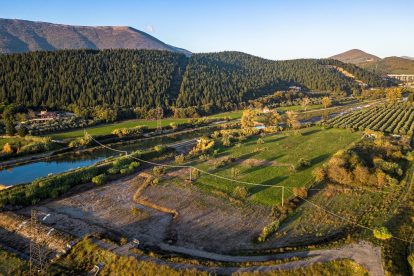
[0,128,211,186]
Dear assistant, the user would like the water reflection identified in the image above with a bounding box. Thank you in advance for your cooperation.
[0,127,209,186]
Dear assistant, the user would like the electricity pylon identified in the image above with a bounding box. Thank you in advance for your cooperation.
[29,209,49,275]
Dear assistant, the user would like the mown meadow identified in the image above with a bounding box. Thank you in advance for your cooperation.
[188,126,361,206]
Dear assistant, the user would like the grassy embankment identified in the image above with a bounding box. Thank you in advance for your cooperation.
[0,238,368,275]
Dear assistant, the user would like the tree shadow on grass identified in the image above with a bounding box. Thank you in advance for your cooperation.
[267,154,286,163]
[208,151,259,174]
[249,175,288,196]
[302,128,321,136]
[310,153,331,165]
[264,136,287,144]
[242,154,286,175]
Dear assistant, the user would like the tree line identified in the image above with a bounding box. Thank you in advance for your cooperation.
[0,49,395,112]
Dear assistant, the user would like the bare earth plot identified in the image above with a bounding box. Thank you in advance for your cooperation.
[18,173,272,252]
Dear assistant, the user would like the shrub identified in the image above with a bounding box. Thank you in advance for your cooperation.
[295,158,311,170]
[131,206,141,217]
[18,141,53,154]
[199,154,209,161]
[373,227,392,240]
[92,174,108,185]
[120,237,128,246]
[190,168,200,180]
[258,221,280,242]
[174,154,185,164]
[153,145,166,153]
[128,161,140,170]
[112,157,131,167]
[221,135,232,147]
[153,166,165,177]
[313,167,326,182]
[2,143,13,154]
[213,157,235,169]
[120,168,134,175]
[112,126,146,137]
[231,168,240,178]
[293,187,308,198]
[107,167,120,175]
[408,252,414,270]
[257,138,265,145]
[68,133,92,148]
[233,186,249,199]
[190,138,215,155]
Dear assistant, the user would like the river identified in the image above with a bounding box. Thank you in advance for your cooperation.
[0,127,210,186]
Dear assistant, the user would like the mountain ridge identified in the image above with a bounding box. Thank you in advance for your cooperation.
[330,49,414,74]
[0,18,191,55]
[329,49,381,65]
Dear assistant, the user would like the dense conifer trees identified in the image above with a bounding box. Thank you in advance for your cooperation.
[0,49,393,111]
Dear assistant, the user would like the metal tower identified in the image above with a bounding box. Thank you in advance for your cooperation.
[29,209,48,275]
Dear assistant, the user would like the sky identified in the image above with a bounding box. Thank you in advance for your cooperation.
[1,0,414,60]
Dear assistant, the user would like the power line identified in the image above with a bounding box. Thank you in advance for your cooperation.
[86,131,413,244]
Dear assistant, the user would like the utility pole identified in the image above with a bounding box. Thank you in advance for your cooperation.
[29,209,48,276]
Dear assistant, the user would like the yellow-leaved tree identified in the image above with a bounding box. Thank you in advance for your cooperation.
[321,96,332,109]
[241,109,257,129]
[386,87,402,104]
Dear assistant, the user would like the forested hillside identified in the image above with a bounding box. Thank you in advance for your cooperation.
[0,49,394,111]
[177,52,391,107]
[0,49,187,108]
[361,56,414,74]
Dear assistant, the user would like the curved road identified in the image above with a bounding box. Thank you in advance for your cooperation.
[108,241,384,275]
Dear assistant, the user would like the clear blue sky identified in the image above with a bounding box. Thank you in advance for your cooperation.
[2,0,413,60]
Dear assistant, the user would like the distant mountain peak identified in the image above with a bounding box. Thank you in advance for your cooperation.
[401,56,414,61]
[0,18,191,56]
[330,49,381,65]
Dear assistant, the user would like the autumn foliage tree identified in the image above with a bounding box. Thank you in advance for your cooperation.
[300,97,311,111]
[285,111,301,129]
[241,109,257,129]
[190,137,215,155]
[321,96,332,109]
[263,110,281,127]
[2,143,13,154]
[386,87,402,104]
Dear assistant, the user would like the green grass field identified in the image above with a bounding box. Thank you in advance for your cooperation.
[50,118,190,140]
[207,110,243,119]
[276,104,324,112]
[190,126,361,206]
[50,111,243,140]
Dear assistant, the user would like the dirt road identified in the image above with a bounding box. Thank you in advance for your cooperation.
[110,240,384,275]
